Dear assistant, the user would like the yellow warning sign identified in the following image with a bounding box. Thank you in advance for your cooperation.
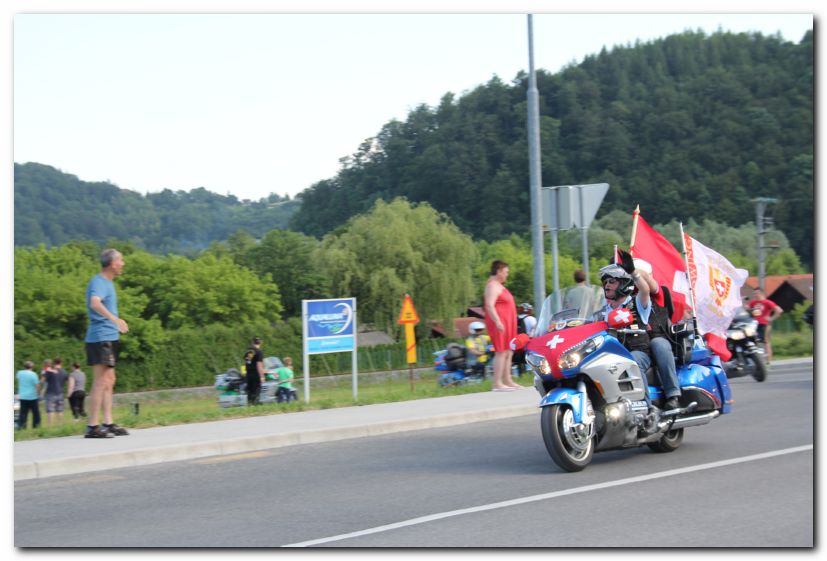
[397,294,420,325]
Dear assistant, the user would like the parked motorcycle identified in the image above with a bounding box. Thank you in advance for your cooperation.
[519,286,733,472]
[722,307,767,382]
[214,356,297,407]
[434,343,493,387]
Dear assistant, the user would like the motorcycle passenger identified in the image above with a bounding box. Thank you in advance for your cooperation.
[598,250,655,410]
[465,321,491,377]
[632,259,682,411]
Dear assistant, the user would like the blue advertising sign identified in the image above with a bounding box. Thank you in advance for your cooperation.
[303,298,356,355]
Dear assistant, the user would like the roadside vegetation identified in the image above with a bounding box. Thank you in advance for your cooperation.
[13,370,501,442]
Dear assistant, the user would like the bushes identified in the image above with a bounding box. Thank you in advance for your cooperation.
[14,320,303,393]
[772,330,813,359]
[14,319,447,393]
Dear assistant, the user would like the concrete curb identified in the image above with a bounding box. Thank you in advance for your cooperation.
[14,404,537,481]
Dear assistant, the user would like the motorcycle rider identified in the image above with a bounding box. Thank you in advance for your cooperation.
[598,250,656,410]
[631,259,682,411]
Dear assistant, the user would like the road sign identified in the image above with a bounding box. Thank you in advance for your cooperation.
[397,294,420,325]
[542,183,610,230]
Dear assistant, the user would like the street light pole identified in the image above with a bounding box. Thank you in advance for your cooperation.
[527,14,546,312]
[753,197,777,292]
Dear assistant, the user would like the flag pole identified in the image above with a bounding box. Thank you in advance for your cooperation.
[679,222,699,335]
[629,205,640,251]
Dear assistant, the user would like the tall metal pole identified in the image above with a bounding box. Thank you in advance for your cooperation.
[547,187,561,309]
[753,197,777,292]
[756,199,766,292]
[527,14,546,312]
[579,186,590,284]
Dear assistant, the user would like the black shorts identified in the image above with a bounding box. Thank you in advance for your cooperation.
[756,324,768,343]
[86,340,120,367]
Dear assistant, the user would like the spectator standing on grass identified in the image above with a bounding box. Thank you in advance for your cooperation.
[275,357,295,403]
[42,357,69,427]
[84,248,130,438]
[563,269,592,311]
[244,337,265,405]
[67,362,88,419]
[16,360,41,429]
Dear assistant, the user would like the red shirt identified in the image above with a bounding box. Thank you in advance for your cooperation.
[748,298,782,325]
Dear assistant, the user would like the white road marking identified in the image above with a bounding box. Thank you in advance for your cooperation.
[284,444,813,547]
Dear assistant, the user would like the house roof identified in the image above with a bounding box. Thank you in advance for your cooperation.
[428,316,486,339]
[741,274,813,301]
[356,330,396,347]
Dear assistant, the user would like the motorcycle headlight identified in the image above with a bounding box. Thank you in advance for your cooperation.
[743,321,758,338]
[526,351,551,375]
[558,336,604,371]
[728,330,745,341]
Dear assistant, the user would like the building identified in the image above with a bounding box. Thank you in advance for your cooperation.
[740,274,813,312]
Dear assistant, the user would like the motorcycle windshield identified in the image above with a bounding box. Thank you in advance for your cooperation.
[535,286,606,336]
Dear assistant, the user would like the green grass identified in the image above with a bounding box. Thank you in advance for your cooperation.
[13,371,505,441]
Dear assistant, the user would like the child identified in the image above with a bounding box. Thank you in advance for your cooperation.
[275,357,296,403]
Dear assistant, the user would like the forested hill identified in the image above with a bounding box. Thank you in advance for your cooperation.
[289,30,813,268]
[13,162,301,254]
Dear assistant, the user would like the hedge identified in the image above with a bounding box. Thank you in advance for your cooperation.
[14,320,447,393]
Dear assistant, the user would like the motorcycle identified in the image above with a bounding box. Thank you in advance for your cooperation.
[722,307,767,382]
[519,285,733,472]
[214,356,297,407]
[434,343,494,387]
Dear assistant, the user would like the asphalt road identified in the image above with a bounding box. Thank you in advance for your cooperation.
[14,362,813,548]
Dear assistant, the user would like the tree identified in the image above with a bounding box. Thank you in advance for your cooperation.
[245,230,329,317]
[316,198,477,334]
[150,254,283,329]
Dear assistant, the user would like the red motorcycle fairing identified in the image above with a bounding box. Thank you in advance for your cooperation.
[525,321,609,379]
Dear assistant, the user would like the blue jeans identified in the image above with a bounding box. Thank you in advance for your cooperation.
[650,337,681,399]
[631,350,652,406]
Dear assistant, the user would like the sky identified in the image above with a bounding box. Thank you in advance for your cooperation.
[11,5,815,202]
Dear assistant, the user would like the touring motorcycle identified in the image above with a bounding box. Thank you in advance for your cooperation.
[214,356,297,407]
[519,286,733,472]
[433,343,493,387]
[722,307,767,382]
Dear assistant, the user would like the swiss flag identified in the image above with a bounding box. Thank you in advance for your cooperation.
[629,213,691,324]
[704,332,732,362]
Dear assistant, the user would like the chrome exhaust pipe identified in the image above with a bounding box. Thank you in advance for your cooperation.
[658,410,720,431]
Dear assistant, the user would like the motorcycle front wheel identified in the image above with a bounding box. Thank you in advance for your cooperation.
[541,404,594,472]
[748,354,767,382]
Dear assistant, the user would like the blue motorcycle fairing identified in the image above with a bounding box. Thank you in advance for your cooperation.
[539,387,590,423]
[679,358,733,414]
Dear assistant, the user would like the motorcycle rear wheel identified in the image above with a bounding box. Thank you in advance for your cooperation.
[647,428,684,453]
[748,354,767,382]
[541,404,594,472]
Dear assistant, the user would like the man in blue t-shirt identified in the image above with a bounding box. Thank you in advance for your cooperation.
[16,360,41,429]
[84,248,130,438]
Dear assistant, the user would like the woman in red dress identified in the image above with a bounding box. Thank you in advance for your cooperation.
[484,260,523,390]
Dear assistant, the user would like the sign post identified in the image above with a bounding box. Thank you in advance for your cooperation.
[542,183,610,288]
[397,294,420,391]
[302,298,357,402]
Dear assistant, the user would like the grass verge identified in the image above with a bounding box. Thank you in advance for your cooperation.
[13,370,507,441]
